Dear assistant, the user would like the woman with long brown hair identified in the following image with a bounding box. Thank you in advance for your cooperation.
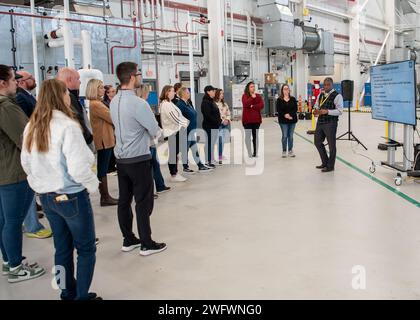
[159,85,189,182]
[276,84,298,158]
[86,79,118,206]
[21,79,101,300]
[215,88,231,164]
[242,81,264,158]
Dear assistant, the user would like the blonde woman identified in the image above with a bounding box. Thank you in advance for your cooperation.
[21,79,101,300]
[159,85,189,182]
[86,79,118,206]
[215,89,231,164]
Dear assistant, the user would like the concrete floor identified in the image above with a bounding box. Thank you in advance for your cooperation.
[1,113,419,300]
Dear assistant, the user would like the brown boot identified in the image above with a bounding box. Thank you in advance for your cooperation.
[99,176,119,207]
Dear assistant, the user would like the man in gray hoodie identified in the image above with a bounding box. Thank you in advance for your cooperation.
[110,62,166,256]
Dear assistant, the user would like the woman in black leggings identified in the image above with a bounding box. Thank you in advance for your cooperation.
[241,82,264,158]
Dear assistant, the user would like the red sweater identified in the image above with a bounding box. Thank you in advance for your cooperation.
[242,94,264,125]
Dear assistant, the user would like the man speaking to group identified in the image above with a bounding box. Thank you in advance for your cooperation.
[313,77,343,173]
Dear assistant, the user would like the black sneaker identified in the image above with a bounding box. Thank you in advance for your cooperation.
[140,241,167,257]
[157,187,171,194]
[121,238,141,252]
[198,165,214,173]
[95,238,99,245]
[205,163,216,169]
[62,292,101,301]
[183,168,196,175]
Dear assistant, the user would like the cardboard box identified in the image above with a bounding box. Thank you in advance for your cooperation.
[265,73,278,84]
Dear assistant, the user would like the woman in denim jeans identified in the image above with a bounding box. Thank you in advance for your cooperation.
[276,84,298,158]
[21,79,101,300]
[215,89,231,165]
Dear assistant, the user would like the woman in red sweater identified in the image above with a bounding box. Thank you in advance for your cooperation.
[242,82,264,157]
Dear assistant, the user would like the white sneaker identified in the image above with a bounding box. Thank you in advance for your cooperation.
[170,174,187,183]
[8,263,45,284]
[282,152,287,158]
[289,151,296,158]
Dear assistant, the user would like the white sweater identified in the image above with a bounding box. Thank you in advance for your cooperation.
[160,100,189,137]
[21,110,99,194]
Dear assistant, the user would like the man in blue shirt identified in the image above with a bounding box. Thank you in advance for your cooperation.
[176,86,213,174]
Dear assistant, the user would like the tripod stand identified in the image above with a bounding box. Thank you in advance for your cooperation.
[336,100,368,150]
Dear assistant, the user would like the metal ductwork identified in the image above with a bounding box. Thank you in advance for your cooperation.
[257,0,335,75]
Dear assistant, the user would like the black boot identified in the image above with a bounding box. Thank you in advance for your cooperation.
[99,176,118,207]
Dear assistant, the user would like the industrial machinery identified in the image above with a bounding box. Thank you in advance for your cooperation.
[257,0,335,76]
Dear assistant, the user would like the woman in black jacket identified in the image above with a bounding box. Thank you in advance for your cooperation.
[276,84,298,158]
[201,85,221,168]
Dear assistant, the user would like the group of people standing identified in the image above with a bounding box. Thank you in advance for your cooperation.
[0,57,342,300]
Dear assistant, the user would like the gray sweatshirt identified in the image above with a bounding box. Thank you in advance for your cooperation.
[110,90,161,164]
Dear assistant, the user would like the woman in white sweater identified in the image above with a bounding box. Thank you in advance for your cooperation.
[21,79,101,300]
[159,85,189,182]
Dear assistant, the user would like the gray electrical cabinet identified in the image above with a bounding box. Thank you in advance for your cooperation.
[234,61,251,77]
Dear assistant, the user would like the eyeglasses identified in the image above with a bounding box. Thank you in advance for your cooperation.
[133,72,142,77]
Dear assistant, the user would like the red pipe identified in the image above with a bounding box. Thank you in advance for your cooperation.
[0,10,196,36]
[175,62,188,79]
[110,18,137,74]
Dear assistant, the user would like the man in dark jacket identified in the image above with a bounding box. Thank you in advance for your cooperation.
[172,82,182,106]
[15,70,51,238]
[15,71,37,118]
[177,87,213,174]
[56,68,94,147]
[201,85,222,168]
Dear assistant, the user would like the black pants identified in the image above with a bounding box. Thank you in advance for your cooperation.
[314,121,338,170]
[204,128,219,164]
[168,132,180,176]
[243,123,260,157]
[117,160,154,246]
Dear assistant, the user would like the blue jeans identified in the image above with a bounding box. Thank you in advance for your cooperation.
[40,190,96,300]
[23,196,45,234]
[151,147,166,192]
[279,123,296,152]
[0,180,34,268]
[218,124,230,158]
[182,134,204,169]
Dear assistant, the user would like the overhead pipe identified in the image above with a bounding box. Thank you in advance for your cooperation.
[81,30,92,69]
[230,2,234,77]
[30,0,40,95]
[0,10,200,36]
[63,0,75,68]
[151,0,155,21]
[47,38,83,48]
[140,0,145,19]
[252,21,257,80]
[161,0,166,29]
[187,12,195,107]
[223,0,228,76]
[145,0,150,18]
[110,18,138,73]
[9,9,17,71]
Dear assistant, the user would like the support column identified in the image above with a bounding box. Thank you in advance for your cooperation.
[349,0,361,107]
[207,0,224,89]
[384,0,396,63]
[295,0,308,101]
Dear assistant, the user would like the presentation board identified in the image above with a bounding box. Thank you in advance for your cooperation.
[370,60,417,126]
